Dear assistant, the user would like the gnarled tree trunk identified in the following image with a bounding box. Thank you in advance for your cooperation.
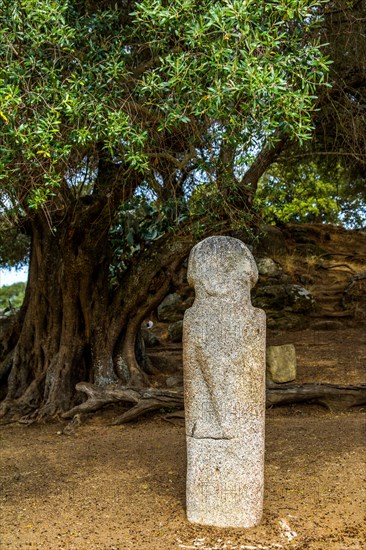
[1,204,110,419]
[0,201,192,421]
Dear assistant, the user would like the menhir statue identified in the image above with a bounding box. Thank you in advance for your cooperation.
[183,236,266,528]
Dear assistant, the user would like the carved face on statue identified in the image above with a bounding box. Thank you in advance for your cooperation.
[187,236,258,298]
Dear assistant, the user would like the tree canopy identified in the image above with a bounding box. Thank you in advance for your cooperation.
[268,0,366,227]
[1,0,330,217]
[0,281,25,314]
[0,0,337,420]
[256,159,366,227]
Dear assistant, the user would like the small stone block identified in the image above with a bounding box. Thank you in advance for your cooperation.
[266,344,296,383]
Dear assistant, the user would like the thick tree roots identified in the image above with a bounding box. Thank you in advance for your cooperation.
[62,382,184,424]
[265,382,366,411]
[61,381,366,425]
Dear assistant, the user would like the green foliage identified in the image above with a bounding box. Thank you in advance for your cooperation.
[0,0,148,206]
[0,0,330,214]
[256,160,366,227]
[0,281,25,314]
[110,177,259,278]
[133,0,330,143]
[0,220,30,269]
[188,178,259,234]
[110,193,189,276]
[337,177,366,228]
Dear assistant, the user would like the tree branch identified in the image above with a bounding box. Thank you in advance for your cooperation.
[147,147,197,171]
[239,135,289,206]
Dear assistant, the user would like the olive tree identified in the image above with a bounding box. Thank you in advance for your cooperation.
[0,0,330,420]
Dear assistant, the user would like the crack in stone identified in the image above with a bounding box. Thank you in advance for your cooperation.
[189,435,234,441]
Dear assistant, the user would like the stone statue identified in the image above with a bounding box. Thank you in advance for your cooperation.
[183,236,266,528]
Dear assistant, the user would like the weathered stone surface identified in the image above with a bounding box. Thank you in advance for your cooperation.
[168,320,183,343]
[157,292,195,323]
[252,283,314,313]
[183,236,266,528]
[165,374,183,388]
[141,327,160,347]
[266,311,308,331]
[256,257,282,277]
[285,284,315,313]
[148,349,182,374]
[266,344,296,384]
[252,284,288,310]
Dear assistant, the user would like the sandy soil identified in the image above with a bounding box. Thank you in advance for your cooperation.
[0,327,365,550]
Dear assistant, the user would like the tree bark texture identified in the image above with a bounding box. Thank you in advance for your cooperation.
[0,203,192,421]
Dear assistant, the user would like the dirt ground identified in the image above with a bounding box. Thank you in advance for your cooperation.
[0,328,365,550]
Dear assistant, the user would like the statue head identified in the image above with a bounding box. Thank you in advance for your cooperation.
[187,236,258,298]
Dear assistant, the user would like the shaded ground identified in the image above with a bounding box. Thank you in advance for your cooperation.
[0,327,365,550]
[267,327,366,386]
